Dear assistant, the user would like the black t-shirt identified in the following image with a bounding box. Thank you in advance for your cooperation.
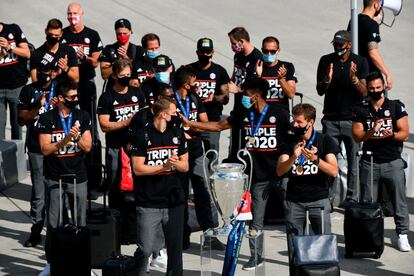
[37,108,91,182]
[227,104,290,182]
[99,42,144,89]
[0,23,29,88]
[279,131,338,202]
[61,26,103,81]
[140,77,164,106]
[97,86,146,148]
[17,82,55,153]
[130,124,188,208]
[188,61,230,121]
[232,48,262,111]
[175,92,206,159]
[352,98,407,162]
[347,14,381,73]
[262,60,297,110]
[317,52,369,120]
[131,56,154,85]
[30,43,78,70]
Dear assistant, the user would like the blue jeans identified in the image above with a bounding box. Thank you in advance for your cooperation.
[0,86,23,139]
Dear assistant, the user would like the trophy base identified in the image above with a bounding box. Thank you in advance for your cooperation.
[200,227,265,275]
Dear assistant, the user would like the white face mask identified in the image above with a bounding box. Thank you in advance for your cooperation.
[68,15,81,25]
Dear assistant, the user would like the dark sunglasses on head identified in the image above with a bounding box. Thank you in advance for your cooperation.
[262,49,278,54]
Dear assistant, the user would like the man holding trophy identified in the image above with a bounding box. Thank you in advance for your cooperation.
[181,77,290,270]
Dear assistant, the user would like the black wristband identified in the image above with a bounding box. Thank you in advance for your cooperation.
[312,156,320,165]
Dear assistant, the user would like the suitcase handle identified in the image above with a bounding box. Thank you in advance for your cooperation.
[58,174,78,227]
[356,150,374,203]
[304,207,325,235]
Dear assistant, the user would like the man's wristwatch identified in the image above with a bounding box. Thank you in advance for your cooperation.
[312,156,320,165]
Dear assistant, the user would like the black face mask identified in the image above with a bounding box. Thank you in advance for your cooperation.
[37,72,51,86]
[46,35,60,46]
[292,124,309,138]
[188,84,198,94]
[64,99,79,110]
[117,76,131,87]
[197,55,211,66]
[334,47,348,57]
[369,90,384,101]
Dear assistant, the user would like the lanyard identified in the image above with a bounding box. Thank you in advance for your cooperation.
[44,81,55,110]
[59,111,73,137]
[174,91,190,119]
[297,130,317,166]
[249,104,269,137]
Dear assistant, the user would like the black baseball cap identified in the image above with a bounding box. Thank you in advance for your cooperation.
[197,38,214,50]
[114,18,131,30]
[153,55,172,69]
[332,30,351,44]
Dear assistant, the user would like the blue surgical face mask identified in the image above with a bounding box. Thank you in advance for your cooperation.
[241,95,254,109]
[155,71,169,84]
[146,50,160,59]
[262,53,276,63]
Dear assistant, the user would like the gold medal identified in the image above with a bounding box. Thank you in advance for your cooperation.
[297,165,304,173]
[248,136,256,145]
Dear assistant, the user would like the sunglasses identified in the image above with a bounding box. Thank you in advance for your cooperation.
[198,50,213,55]
[65,94,78,100]
[262,49,278,55]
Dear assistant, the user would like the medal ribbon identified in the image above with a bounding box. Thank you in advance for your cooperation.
[44,81,55,110]
[174,91,190,119]
[249,104,269,137]
[59,111,73,138]
[297,130,317,166]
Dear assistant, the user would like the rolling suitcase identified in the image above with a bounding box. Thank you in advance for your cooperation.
[87,165,121,268]
[50,174,91,276]
[291,208,340,276]
[344,151,384,258]
[102,252,144,276]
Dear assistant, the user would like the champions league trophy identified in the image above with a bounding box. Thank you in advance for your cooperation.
[202,149,253,236]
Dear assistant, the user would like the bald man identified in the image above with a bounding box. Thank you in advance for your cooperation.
[61,2,103,137]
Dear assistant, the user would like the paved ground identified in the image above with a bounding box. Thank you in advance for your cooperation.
[1,0,414,275]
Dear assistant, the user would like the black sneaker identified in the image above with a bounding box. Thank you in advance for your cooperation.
[242,257,264,271]
[24,233,41,247]
[204,237,226,251]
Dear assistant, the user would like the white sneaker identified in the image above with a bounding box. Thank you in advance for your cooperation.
[39,263,50,276]
[146,256,151,273]
[150,248,168,269]
[398,234,411,252]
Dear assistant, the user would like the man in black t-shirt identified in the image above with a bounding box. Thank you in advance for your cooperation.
[0,22,31,139]
[256,36,297,110]
[352,72,411,252]
[139,54,174,106]
[37,80,92,275]
[30,18,78,83]
[62,2,103,132]
[317,30,368,203]
[347,0,392,89]
[97,59,145,207]
[99,18,144,90]
[227,27,262,161]
[130,97,188,276]
[276,104,338,268]
[18,65,58,248]
[173,65,222,250]
[188,38,230,153]
[130,33,162,87]
[182,77,290,270]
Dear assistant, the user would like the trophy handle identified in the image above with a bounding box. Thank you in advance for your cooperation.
[237,149,253,192]
[202,149,223,220]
